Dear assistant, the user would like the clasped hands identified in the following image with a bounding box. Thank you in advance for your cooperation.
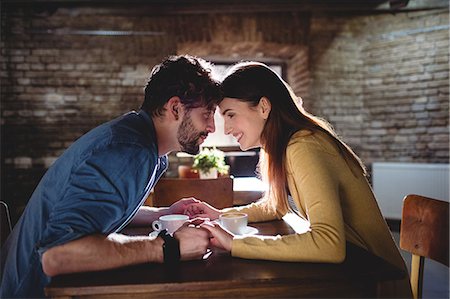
[168,198,233,253]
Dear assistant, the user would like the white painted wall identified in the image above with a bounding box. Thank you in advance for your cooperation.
[372,162,450,220]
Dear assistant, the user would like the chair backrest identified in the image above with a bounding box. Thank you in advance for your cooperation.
[1,201,13,245]
[153,177,233,209]
[399,194,449,299]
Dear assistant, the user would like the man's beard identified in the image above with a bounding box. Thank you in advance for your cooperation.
[177,115,208,155]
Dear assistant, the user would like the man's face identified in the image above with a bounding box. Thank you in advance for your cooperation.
[177,106,216,155]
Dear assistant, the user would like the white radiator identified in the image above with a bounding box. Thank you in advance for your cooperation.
[372,162,450,220]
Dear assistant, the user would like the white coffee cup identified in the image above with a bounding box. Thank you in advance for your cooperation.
[152,214,189,235]
[219,212,248,235]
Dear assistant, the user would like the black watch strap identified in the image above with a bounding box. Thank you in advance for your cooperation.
[158,229,180,265]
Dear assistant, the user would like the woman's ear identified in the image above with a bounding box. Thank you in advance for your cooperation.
[166,96,182,121]
[259,97,272,120]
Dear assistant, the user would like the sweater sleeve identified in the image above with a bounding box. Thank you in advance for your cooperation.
[222,200,281,223]
[231,136,346,263]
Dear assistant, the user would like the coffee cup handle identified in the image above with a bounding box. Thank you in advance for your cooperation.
[152,220,162,232]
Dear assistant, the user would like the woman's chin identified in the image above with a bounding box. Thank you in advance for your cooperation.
[238,143,247,151]
[239,143,259,151]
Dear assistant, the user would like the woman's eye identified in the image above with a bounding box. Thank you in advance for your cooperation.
[227,114,235,119]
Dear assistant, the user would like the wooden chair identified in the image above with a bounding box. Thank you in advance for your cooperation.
[152,177,233,209]
[399,194,449,299]
[1,201,13,245]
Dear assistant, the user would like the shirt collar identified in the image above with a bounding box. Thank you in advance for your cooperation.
[137,109,160,154]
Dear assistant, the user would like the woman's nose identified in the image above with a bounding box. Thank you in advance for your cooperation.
[224,122,232,135]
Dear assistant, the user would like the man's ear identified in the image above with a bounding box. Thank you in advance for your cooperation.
[259,97,272,119]
[166,96,182,121]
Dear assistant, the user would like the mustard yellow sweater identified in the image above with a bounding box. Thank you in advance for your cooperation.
[226,130,411,296]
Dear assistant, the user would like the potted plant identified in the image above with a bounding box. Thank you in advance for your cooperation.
[192,147,229,179]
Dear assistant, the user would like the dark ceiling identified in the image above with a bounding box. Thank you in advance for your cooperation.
[2,0,448,14]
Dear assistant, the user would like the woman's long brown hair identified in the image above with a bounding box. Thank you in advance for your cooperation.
[221,62,366,214]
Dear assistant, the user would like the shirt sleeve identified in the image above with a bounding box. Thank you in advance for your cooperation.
[37,143,154,256]
[231,136,346,262]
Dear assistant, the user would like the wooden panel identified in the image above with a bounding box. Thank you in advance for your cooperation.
[153,177,233,209]
[233,190,262,206]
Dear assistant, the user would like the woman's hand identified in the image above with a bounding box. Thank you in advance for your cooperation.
[184,201,221,220]
[200,222,233,252]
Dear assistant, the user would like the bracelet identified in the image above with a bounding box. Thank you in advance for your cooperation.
[158,229,180,265]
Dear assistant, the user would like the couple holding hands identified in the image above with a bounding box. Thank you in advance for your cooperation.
[1,55,411,298]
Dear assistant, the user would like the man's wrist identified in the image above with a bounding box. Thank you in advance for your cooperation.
[158,230,180,265]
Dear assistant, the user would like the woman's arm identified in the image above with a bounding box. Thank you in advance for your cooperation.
[230,138,346,263]
[185,199,280,223]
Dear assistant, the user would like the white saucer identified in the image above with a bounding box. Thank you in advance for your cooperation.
[236,226,258,236]
[148,231,159,238]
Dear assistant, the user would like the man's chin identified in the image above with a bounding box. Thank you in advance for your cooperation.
[181,145,200,155]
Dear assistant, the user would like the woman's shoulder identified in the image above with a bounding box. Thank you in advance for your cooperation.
[287,129,329,145]
[287,129,338,156]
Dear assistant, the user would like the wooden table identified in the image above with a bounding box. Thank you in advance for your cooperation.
[232,177,266,206]
[45,220,405,298]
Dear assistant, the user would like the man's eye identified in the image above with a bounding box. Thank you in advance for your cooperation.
[227,114,235,119]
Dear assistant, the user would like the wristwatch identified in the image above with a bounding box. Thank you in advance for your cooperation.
[158,229,180,265]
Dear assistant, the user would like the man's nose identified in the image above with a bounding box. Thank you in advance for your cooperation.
[206,116,215,133]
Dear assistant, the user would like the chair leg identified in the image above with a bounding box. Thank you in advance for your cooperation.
[410,254,424,299]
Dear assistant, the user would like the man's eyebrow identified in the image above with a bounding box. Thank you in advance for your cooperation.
[221,108,231,116]
[206,107,216,114]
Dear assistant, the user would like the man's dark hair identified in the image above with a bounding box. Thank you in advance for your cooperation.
[141,55,222,116]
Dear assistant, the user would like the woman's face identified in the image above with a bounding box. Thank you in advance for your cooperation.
[219,97,270,151]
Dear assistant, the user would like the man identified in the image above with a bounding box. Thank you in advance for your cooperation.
[0,55,222,297]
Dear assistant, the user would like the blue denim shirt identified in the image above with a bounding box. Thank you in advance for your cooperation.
[1,110,168,298]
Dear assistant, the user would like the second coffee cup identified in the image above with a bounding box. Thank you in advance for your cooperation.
[152,214,189,235]
[219,212,248,235]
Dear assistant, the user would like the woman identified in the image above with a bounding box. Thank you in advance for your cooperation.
[186,62,411,297]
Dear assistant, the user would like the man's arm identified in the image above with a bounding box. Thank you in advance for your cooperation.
[41,233,163,276]
[129,197,201,227]
[42,225,210,277]
[130,206,170,227]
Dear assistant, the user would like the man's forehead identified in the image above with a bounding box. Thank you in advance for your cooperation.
[189,105,216,113]
[203,104,217,113]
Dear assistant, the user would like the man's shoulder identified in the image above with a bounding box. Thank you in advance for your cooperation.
[63,112,158,166]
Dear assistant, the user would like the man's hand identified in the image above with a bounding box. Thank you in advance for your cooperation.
[173,224,210,261]
[169,197,201,215]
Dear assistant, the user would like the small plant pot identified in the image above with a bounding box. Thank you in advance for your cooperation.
[199,168,218,179]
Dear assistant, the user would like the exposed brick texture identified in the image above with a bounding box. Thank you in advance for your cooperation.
[1,6,448,220]
[309,11,449,164]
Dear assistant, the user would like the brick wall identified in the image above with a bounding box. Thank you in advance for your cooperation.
[1,5,448,220]
[1,7,178,218]
[308,10,449,164]
[361,11,449,163]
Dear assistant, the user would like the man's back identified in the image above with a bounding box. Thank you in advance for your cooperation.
[1,111,165,297]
